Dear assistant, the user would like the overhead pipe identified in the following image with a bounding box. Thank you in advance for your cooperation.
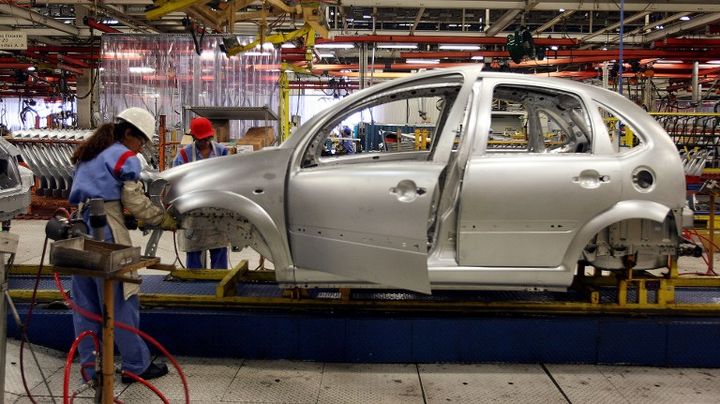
[0,63,33,69]
[653,38,720,48]
[338,1,720,12]
[645,13,720,42]
[0,4,80,36]
[401,49,720,59]
[83,16,122,34]
[692,61,700,104]
[320,35,577,46]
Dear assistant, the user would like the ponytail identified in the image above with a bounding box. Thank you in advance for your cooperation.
[71,121,141,164]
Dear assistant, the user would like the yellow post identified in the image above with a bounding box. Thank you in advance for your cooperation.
[279,69,290,141]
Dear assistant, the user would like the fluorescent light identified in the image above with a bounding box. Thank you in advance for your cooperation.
[318,53,335,58]
[656,59,683,64]
[680,16,690,21]
[377,43,418,49]
[281,43,296,49]
[559,8,565,12]
[103,19,119,24]
[471,56,484,61]
[315,43,355,49]
[244,51,271,56]
[406,59,440,64]
[550,45,559,51]
[655,25,664,30]
[128,66,155,74]
[707,60,720,65]
[200,51,216,60]
[438,44,480,51]
[363,15,371,19]
[27,66,36,71]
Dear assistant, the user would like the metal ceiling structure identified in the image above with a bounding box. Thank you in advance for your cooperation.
[0,0,719,99]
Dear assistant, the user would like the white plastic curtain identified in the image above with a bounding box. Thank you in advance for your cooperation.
[100,34,280,139]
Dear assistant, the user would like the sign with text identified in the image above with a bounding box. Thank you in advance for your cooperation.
[0,31,27,50]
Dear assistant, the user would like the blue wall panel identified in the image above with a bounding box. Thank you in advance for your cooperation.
[7,306,720,367]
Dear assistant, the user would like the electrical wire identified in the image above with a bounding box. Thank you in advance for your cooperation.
[120,371,170,403]
[173,230,186,268]
[63,330,99,404]
[16,235,57,404]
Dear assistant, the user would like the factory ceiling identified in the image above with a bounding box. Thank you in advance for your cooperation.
[0,1,719,97]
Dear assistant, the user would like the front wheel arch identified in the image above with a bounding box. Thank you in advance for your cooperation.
[170,190,292,272]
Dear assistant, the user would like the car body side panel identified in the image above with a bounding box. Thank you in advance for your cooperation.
[288,162,443,294]
[458,154,622,267]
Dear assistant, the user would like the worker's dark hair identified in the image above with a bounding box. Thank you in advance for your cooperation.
[71,121,144,164]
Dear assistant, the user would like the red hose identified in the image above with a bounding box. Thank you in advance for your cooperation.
[64,330,99,404]
[120,371,171,403]
[53,272,190,403]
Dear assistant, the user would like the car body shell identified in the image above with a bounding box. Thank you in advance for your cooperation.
[160,69,688,294]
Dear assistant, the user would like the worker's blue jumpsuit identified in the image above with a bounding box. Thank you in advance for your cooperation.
[68,142,150,379]
[172,141,229,269]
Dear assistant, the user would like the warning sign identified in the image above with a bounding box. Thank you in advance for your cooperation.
[0,32,27,50]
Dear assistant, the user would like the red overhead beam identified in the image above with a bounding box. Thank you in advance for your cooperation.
[653,38,720,48]
[400,50,720,60]
[84,16,121,34]
[321,35,577,46]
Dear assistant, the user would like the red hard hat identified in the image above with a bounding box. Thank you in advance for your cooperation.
[189,117,215,140]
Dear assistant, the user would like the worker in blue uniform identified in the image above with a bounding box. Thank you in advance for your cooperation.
[172,116,229,269]
[68,107,177,383]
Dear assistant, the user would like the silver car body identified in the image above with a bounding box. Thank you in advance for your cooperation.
[160,69,688,294]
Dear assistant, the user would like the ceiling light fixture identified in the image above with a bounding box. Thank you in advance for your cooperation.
[318,53,335,58]
[438,44,480,51]
[471,56,484,61]
[128,66,155,74]
[27,66,36,72]
[406,59,440,64]
[550,45,559,51]
[707,60,720,65]
[281,43,296,49]
[656,59,683,64]
[315,43,355,49]
[377,43,418,49]
[680,16,691,21]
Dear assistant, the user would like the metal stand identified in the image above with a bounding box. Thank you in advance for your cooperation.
[53,257,158,404]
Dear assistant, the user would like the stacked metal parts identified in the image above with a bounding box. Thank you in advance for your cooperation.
[9,129,92,198]
[652,112,720,173]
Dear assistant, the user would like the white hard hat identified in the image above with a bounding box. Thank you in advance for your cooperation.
[116,107,155,142]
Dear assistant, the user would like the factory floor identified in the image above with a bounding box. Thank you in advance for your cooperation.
[4,220,720,403]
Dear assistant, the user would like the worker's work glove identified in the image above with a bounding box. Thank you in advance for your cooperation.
[122,180,164,226]
[158,211,178,231]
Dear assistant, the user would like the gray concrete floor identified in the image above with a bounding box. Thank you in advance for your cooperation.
[4,220,720,403]
[5,339,720,403]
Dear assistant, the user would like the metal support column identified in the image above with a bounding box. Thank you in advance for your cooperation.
[692,61,700,105]
[279,70,290,142]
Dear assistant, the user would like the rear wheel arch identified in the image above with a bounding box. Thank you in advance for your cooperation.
[563,200,674,269]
